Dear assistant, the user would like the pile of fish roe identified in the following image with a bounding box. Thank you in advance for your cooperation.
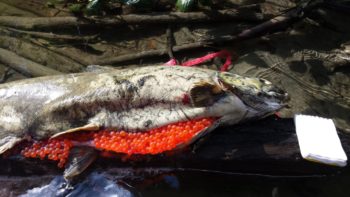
[21,139,73,168]
[94,118,215,154]
[21,118,215,168]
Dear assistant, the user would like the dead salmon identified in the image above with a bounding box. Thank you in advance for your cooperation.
[0,65,288,180]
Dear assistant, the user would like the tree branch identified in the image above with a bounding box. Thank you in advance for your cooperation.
[0,36,85,72]
[0,27,99,43]
[95,1,325,65]
[0,9,264,30]
[0,48,62,77]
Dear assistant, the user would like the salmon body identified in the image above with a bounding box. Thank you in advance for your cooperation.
[0,66,288,178]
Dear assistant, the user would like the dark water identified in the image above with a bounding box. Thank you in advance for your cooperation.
[20,169,350,197]
[141,171,350,197]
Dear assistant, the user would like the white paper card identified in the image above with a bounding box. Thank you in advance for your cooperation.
[294,114,347,167]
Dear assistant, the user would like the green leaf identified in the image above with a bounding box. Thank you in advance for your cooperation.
[85,0,104,15]
[123,0,154,10]
[176,0,197,12]
[68,4,84,14]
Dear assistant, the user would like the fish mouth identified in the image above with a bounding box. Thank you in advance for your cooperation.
[264,90,289,111]
[265,87,289,102]
[276,92,290,103]
[276,92,290,111]
[283,92,290,102]
[273,92,289,108]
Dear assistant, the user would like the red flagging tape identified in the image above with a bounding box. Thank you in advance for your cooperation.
[165,50,234,72]
[165,58,178,66]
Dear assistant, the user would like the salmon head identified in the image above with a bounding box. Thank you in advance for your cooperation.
[207,71,289,124]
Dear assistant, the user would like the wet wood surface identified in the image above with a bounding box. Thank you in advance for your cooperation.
[1,116,349,178]
[1,117,350,196]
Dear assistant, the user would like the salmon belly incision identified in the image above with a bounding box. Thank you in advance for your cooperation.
[21,118,216,168]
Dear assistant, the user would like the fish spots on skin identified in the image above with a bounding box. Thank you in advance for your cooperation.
[112,77,129,85]
[137,75,156,87]
[113,77,139,98]
[127,84,138,93]
[137,78,146,87]
[143,120,152,128]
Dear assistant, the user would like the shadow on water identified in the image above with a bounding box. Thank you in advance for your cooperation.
[141,169,350,197]
[18,168,350,197]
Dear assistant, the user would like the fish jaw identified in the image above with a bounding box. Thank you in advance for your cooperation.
[204,92,255,125]
[203,89,286,126]
[217,72,289,116]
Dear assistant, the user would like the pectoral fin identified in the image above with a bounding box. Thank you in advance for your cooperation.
[0,136,22,154]
[50,123,100,139]
[64,146,97,181]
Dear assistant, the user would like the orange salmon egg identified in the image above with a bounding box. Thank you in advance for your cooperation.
[93,118,215,155]
[21,118,215,168]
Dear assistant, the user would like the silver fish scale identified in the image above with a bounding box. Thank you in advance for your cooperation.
[0,66,234,139]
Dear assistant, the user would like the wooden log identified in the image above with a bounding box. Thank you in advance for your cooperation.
[0,9,264,30]
[94,42,207,65]
[1,116,349,196]
[1,117,348,177]
[0,27,99,44]
[94,2,326,65]
[0,48,62,77]
[0,36,85,72]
